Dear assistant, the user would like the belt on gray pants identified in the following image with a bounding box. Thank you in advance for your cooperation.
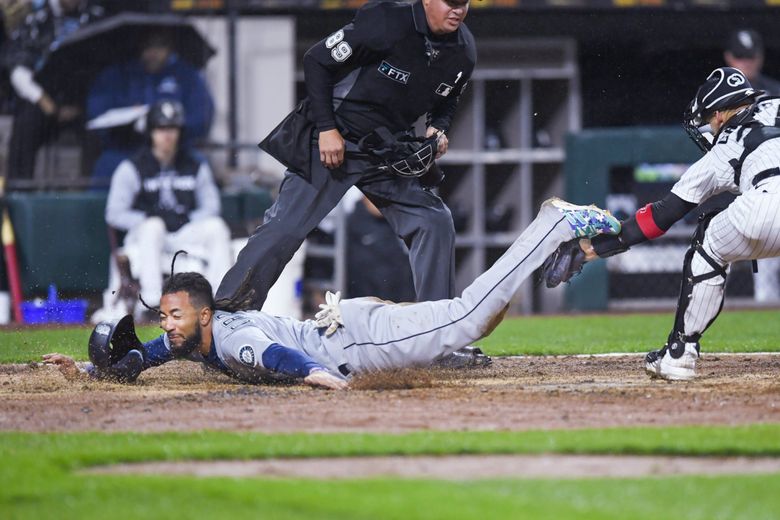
[752,167,780,187]
[338,363,352,377]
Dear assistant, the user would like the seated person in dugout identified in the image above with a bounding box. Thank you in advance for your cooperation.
[43,199,621,390]
[97,99,231,322]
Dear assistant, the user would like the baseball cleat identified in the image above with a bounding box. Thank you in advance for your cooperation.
[644,347,666,378]
[541,198,621,239]
[657,342,700,381]
[433,346,492,369]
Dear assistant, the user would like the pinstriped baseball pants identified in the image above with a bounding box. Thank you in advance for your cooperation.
[684,179,780,337]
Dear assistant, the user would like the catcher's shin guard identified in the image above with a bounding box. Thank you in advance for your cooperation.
[665,210,727,353]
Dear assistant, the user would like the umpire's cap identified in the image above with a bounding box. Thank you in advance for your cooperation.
[147,99,185,130]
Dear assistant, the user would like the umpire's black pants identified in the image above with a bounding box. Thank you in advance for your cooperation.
[215,145,456,311]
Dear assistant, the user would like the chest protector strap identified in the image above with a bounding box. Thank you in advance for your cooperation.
[728,116,780,187]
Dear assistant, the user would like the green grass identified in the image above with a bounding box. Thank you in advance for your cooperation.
[479,308,780,356]
[2,426,780,519]
[2,309,779,363]
[2,313,780,518]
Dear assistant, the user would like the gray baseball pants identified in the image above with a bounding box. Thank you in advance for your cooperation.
[325,205,571,373]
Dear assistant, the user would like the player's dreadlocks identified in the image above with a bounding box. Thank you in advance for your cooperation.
[138,250,215,313]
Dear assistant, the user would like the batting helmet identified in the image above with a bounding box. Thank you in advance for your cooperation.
[147,99,185,131]
[683,67,761,152]
[88,314,145,383]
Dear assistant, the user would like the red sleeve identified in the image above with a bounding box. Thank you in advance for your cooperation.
[635,203,665,240]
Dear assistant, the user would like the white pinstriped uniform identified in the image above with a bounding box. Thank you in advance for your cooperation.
[670,98,780,336]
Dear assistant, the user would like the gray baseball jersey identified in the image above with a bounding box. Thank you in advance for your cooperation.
[144,205,576,382]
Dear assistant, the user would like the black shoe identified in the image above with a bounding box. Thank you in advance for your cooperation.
[433,346,492,369]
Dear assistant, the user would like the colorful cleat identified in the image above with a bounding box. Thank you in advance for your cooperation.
[541,198,622,239]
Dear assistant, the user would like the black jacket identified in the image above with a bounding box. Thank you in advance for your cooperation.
[260,0,476,174]
[1,1,103,73]
[303,0,476,137]
[129,147,201,232]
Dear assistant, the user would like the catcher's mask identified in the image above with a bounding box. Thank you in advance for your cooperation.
[683,67,761,153]
[356,128,441,178]
[386,134,440,178]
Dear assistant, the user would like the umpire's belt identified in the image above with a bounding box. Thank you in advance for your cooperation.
[752,167,780,187]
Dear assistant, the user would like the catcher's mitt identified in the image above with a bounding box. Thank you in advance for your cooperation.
[542,239,587,288]
[88,315,145,382]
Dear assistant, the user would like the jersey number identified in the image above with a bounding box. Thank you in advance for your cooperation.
[325,29,352,62]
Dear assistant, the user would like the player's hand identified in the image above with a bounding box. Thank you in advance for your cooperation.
[37,93,57,116]
[579,238,598,261]
[319,129,345,169]
[57,105,81,123]
[42,353,84,381]
[426,126,448,158]
[314,290,343,336]
[304,369,348,390]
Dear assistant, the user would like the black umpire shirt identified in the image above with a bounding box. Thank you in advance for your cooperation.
[302,0,476,140]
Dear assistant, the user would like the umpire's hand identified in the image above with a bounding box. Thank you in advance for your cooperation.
[426,126,448,158]
[319,128,346,169]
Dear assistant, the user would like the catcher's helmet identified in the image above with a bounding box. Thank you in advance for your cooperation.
[147,99,185,130]
[683,67,761,152]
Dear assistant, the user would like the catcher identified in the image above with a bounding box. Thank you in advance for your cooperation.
[542,66,780,381]
[44,199,620,389]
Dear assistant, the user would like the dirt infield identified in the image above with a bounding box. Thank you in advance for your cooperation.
[2,353,779,433]
[85,454,780,480]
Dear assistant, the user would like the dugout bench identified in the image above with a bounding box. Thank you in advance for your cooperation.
[0,189,273,297]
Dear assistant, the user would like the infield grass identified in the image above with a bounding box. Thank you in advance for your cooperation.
[1,426,780,520]
[1,308,778,363]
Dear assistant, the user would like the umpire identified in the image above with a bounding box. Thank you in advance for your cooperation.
[216,0,475,312]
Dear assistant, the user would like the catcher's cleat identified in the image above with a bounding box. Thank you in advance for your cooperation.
[541,198,621,240]
[657,342,700,381]
[644,346,666,378]
[433,346,492,369]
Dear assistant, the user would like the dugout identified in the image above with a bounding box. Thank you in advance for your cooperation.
[0,189,272,299]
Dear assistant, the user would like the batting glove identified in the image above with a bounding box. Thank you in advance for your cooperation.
[314,290,344,336]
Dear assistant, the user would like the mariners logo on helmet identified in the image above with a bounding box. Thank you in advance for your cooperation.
[238,345,255,366]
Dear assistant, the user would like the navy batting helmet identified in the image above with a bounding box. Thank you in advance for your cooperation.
[683,67,761,152]
[147,99,185,130]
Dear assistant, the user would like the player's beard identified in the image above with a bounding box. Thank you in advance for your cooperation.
[170,326,202,358]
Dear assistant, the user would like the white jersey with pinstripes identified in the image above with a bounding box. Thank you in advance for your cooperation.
[672,98,780,204]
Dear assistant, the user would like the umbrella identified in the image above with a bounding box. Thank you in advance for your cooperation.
[35,12,216,99]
